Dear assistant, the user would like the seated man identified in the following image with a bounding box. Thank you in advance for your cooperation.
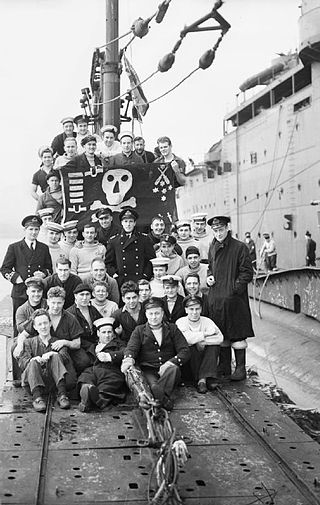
[121,297,190,410]
[113,281,146,343]
[176,246,208,293]
[156,234,184,274]
[162,275,185,323]
[176,295,223,393]
[70,223,106,280]
[91,280,118,317]
[82,258,119,304]
[18,309,71,412]
[138,279,151,303]
[77,317,126,412]
[12,277,47,385]
[43,258,82,309]
[17,286,87,375]
[94,208,120,248]
[67,283,102,354]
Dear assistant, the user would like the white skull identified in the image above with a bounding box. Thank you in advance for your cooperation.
[102,169,133,206]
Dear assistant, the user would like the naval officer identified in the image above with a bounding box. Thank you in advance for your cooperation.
[105,207,155,286]
[0,215,52,335]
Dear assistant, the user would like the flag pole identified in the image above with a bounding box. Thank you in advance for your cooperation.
[102,0,120,131]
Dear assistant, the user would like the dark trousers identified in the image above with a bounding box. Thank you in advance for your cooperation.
[69,348,92,374]
[22,354,67,394]
[265,254,277,270]
[11,338,21,381]
[142,364,180,401]
[189,344,220,382]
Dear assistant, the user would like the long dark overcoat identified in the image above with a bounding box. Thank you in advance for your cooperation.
[207,232,254,342]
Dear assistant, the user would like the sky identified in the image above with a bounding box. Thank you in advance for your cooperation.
[0,0,301,237]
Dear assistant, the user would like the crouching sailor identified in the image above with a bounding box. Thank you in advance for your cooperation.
[77,317,126,412]
[176,295,223,393]
[18,309,71,412]
[121,297,190,411]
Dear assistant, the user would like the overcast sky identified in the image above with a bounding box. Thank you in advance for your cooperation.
[0,0,300,236]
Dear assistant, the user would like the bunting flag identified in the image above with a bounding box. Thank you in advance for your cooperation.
[123,54,149,121]
[60,163,178,230]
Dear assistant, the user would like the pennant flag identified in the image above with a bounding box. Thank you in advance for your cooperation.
[123,54,149,121]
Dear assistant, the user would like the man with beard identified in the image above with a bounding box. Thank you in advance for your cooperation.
[133,136,155,163]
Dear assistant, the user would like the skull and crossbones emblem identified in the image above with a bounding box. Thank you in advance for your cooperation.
[90,168,136,212]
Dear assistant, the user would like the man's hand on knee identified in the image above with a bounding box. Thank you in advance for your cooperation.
[159,361,176,377]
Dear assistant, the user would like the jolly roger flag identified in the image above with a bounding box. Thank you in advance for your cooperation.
[59,157,179,229]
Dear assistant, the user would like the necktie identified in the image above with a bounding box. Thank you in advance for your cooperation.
[31,242,35,251]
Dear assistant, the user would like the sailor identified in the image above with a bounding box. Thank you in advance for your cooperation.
[133,136,155,163]
[162,274,185,323]
[244,232,257,270]
[105,207,155,286]
[260,232,277,271]
[74,115,90,153]
[53,136,78,170]
[69,223,106,280]
[154,136,186,187]
[59,220,79,257]
[12,277,47,386]
[113,281,147,343]
[191,213,213,260]
[51,117,77,157]
[176,246,208,293]
[91,280,118,318]
[18,309,71,412]
[43,257,82,309]
[96,124,122,160]
[0,215,52,336]
[149,257,170,297]
[36,171,63,223]
[37,207,55,244]
[156,234,184,274]
[108,131,144,166]
[94,207,121,248]
[63,135,103,188]
[176,295,223,393]
[207,215,254,382]
[147,215,166,247]
[77,317,126,412]
[175,219,199,261]
[305,231,316,267]
[31,146,54,201]
[45,221,66,271]
[67,283,103,357]
[138,279,151,303]
[121,296,190,411]
[82,257,120,304]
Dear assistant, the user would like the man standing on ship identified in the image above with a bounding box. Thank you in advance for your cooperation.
[260,233,277,271]
[1,215,52,336]
[206,216,254,382]
[305,231,316,267]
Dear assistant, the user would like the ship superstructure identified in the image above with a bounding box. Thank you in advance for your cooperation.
[177,0,320,269]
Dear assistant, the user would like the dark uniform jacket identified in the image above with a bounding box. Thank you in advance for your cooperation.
[162,294,186,323]
[105,229,155,286]
[51,132,77,156]
[67,303,103,345]
[95,222,121,248]
[136,150,155,163]
[1,239,52,301]
[124,321,190,370]
[108,151,143,167]
[43,272,82,309]
[207,232,254,342]
[113,306,146,343]
[306,238,316,264]
[18,335,70,372]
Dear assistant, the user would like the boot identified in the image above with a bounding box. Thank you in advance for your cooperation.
[217,347,232,381]
[231,349,246,381]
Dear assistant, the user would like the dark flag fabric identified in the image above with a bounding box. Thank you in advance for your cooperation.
[123,54,149,121]
[60,162,178,230]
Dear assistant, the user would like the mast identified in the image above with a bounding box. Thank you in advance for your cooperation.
[102,0,120,130]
